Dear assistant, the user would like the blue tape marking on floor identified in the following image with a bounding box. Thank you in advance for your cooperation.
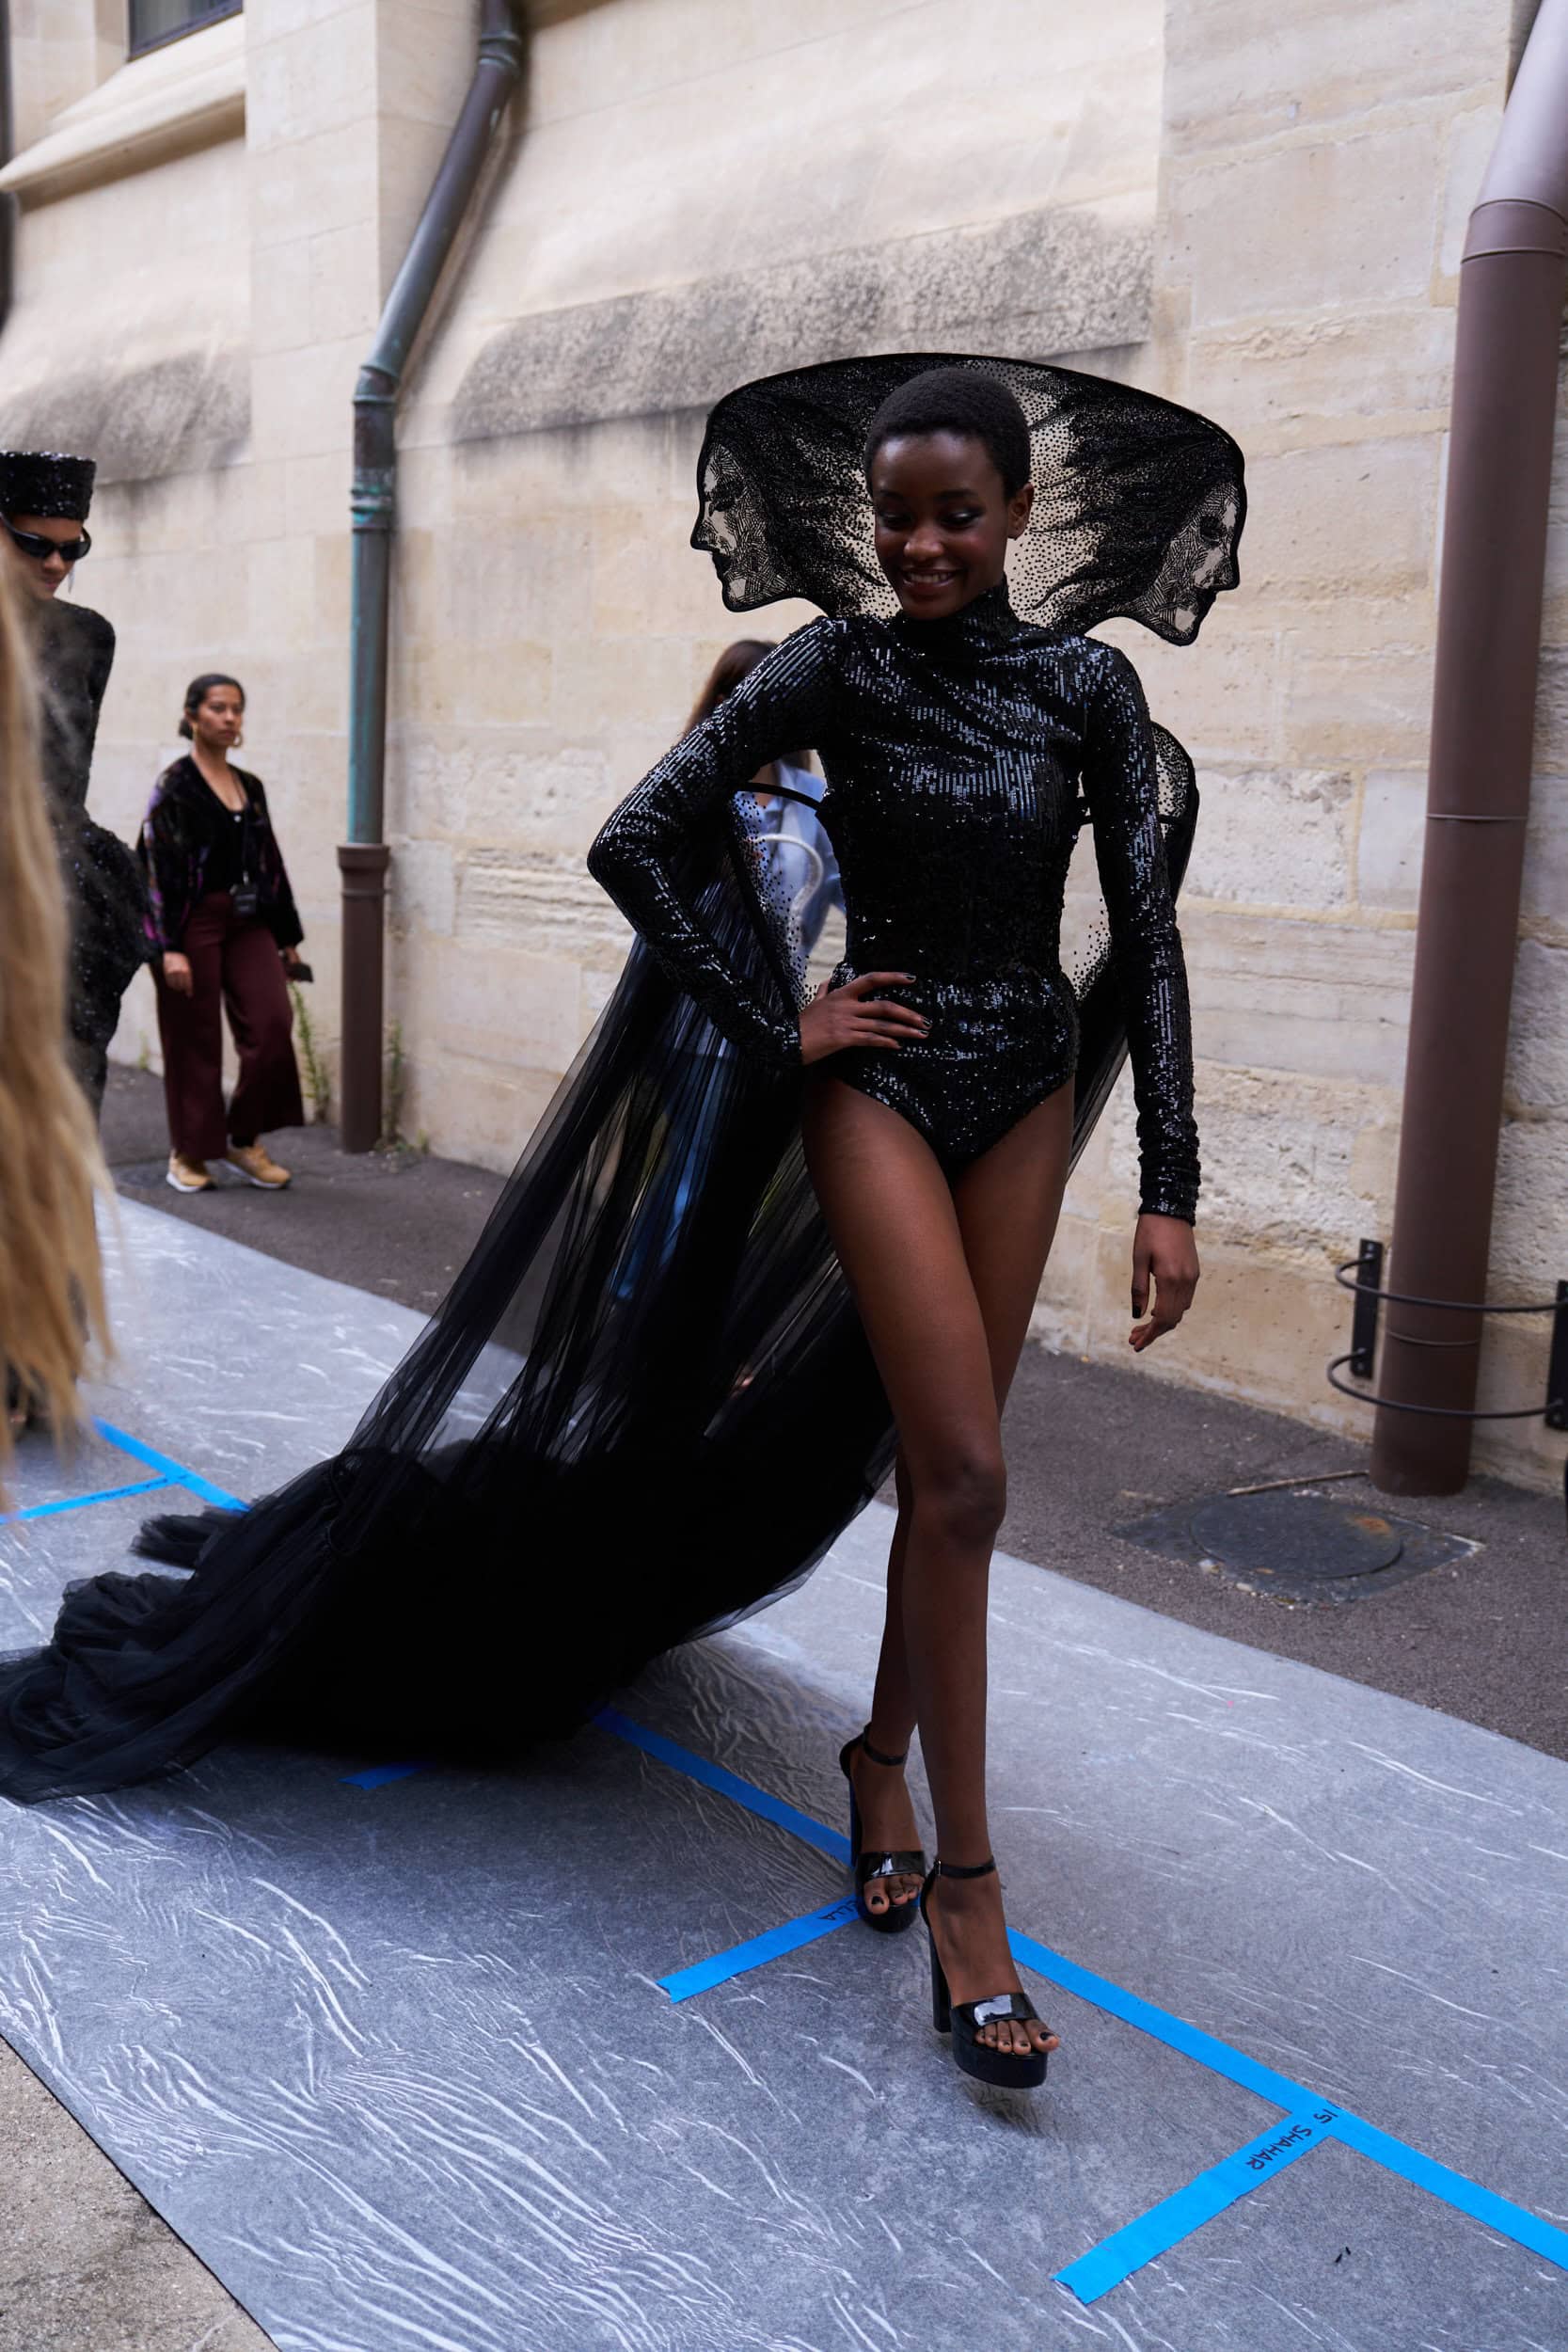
[1329,2110,1568,2270]
[1007,1929,1310,2113]
[660,1896,861,2003]
[341,1762,429,1791]
[594,1707,852,1866]
[92,1420,248,1513]
[1006,1926,1568,2279]
[613,1731,1568,2294]
[2,1475,169,1526]
[55,1433,1568,2295]
[1055,2106,1338,2305]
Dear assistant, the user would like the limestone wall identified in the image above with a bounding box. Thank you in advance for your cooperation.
[1033,0,1563,1486]
[1,0,1563,1486]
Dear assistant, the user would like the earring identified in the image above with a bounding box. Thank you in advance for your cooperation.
[232,730,244,749]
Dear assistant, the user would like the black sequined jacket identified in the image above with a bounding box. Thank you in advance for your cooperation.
[139,756,305,955]
[590,587,1200,1221]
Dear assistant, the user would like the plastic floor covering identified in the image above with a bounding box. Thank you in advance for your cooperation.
[0,1200,1564,2352]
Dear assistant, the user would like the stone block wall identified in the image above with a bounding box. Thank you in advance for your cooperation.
[1032,0,1565,1486]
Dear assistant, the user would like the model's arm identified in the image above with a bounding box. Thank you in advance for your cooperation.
[588,623,842,1064]
[1081,644,1201,1226]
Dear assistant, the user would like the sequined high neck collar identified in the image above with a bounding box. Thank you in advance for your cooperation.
[892,577,1025,657]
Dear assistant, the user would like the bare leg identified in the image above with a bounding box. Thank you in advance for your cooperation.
[803,1075,1073,2054]
[845,1453,922,1917]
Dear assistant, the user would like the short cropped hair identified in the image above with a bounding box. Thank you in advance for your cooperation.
[863,367,1033,500]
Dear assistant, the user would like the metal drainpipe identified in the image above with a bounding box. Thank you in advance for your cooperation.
[340,0,526,1152]
[1370,0,1568,1493]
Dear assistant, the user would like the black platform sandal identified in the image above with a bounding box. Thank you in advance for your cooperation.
[920,1858,1050,2090]
[838,1730,926,1934]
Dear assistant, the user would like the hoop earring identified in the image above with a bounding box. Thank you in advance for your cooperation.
[232,729,244,750]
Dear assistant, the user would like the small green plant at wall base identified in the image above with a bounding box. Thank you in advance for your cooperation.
[290,983,332,1124]
[381,1018,405,1151]
[135,1035,150,1074]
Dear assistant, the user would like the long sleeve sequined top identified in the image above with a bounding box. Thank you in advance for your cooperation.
[589,586,1199,1220]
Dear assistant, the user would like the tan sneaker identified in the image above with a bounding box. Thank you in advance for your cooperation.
[166,1152,214,1193]
[225,1141,292,1190]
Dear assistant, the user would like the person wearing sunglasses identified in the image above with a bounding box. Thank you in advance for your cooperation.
[0,450,148,1120]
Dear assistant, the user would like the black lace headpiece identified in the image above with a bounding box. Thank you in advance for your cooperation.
[0,449,97,522]
[691,353,1244,645]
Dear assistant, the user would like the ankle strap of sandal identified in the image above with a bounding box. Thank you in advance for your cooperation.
[857,1729,909,1770]
[933,1855,997,1881]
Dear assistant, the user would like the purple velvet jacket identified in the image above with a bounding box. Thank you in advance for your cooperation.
[139,756,304,955]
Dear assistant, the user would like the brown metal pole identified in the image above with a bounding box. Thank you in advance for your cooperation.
[1370,0,1568,1492]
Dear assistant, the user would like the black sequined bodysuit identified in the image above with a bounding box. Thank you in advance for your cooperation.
[590,581,1199,1221]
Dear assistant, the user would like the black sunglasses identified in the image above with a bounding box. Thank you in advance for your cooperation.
[3,516,91,564]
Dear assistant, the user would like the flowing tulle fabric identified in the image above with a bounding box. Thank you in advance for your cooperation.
[0,355,1240,1803]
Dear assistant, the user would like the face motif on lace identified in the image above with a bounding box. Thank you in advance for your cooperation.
[1131,484,1243,645]
[691,445,755,602]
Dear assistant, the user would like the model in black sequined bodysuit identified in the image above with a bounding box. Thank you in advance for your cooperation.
[595,364,1237,2083]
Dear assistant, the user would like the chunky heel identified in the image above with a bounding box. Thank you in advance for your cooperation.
[839,1730,926,1934]
[919,1860,1050,2091]
[928,1936,952,2034]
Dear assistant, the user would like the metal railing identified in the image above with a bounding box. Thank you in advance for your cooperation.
[1328,1239,1568,1427]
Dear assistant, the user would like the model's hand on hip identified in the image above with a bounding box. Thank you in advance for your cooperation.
[1130,1213,1198,1351]
[281,946,303,971]
[799,973,928,1066]
[162,952,194,998]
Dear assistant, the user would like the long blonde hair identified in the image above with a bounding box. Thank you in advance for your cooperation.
[0,564,110,1499]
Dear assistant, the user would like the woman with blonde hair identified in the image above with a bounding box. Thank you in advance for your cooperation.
[0,563,109,1474]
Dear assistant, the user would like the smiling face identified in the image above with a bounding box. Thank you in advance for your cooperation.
[2,513,84,602]
[868,431,1034,621]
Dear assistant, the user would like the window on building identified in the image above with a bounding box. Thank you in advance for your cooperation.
[129,0,242,59]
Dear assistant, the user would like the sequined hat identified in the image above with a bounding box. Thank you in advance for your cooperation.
[0,449,96,522]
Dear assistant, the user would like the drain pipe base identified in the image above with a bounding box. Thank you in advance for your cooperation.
[338,842,392,1152]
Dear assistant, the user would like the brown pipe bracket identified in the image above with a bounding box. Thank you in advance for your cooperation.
[1462,196,1568,264]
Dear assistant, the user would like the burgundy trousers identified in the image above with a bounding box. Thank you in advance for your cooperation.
[155,892,304,1161]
